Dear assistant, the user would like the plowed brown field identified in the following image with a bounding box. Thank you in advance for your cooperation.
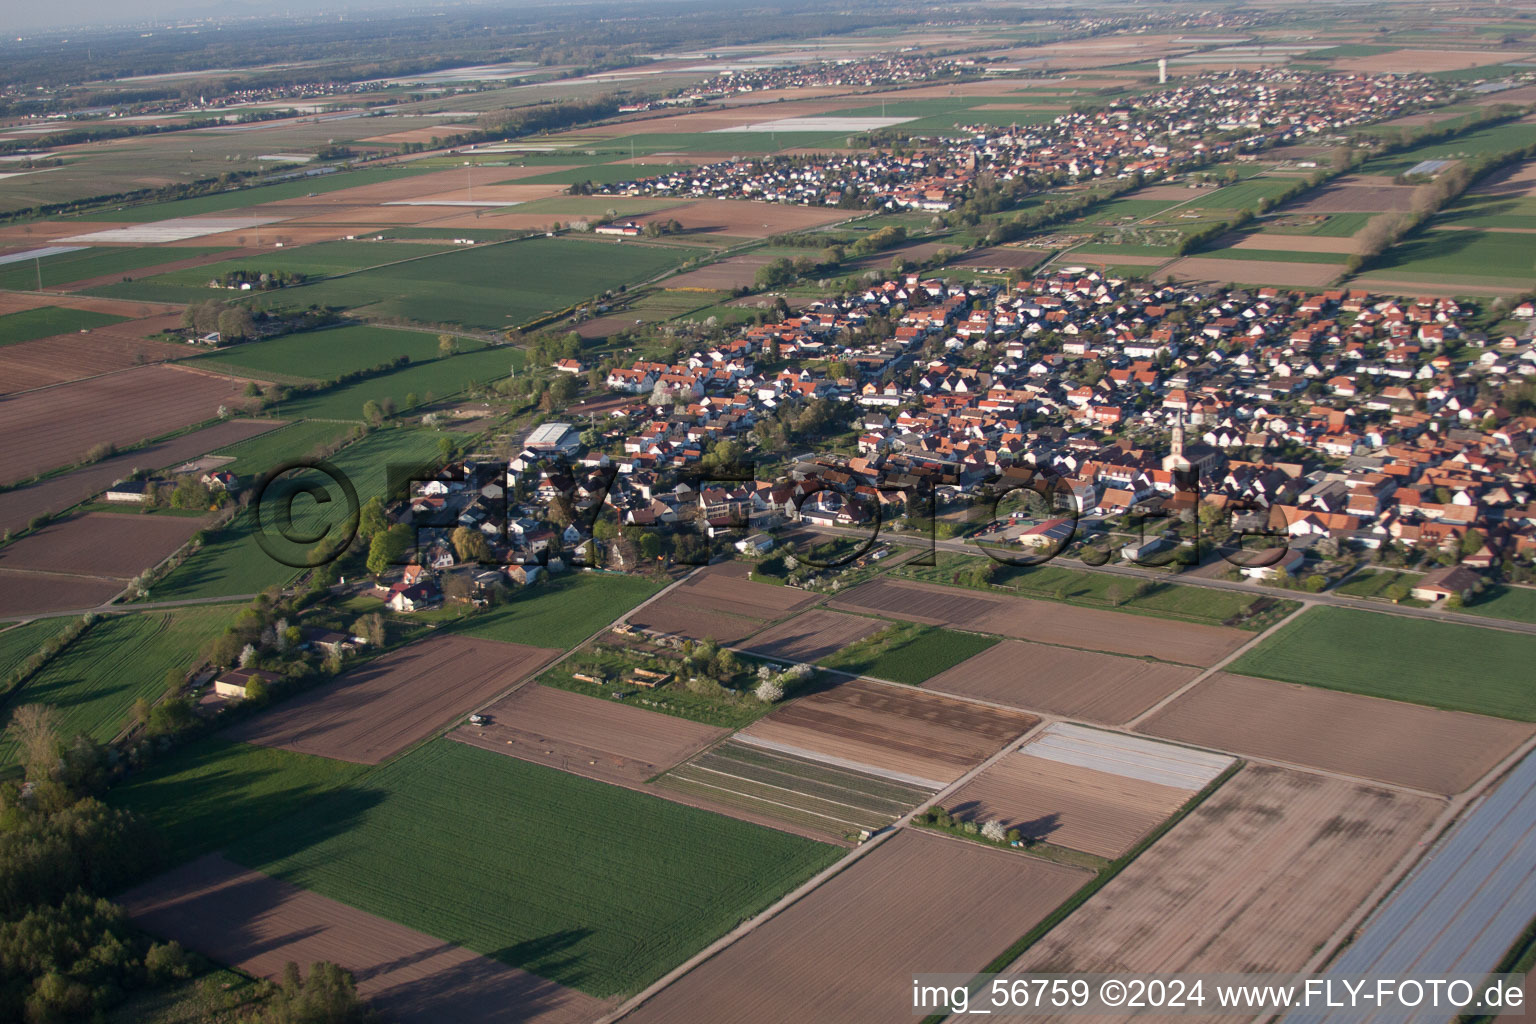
[627,563,817,642]
[0,418,281,536]
[123,855,609,1024]
[621,829,1090,1024]
[1288,182,1419,213]
[1138,673,1533,795]
[449,683,726,784]
[0,365,247,486]
[741,609,883,664]
[0,511,206,579]
[739,677,1037,787]
[631,199,851,239]
[1009,765,1439,989]
[830,578,1245,666]
[1163,256,1340,288]
[923,639,1199,723]
[945,752,1192,857]
[0,313,190,394]
[226,635,559,764]
[0,568,122,616]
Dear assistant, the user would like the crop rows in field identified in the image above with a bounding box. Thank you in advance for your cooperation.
[654,739,933,841]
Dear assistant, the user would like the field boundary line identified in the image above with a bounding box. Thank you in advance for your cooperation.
[1289,731,1536,992]
[603,715,1049,1024]
[1124,600,1311,729]
[673,761,918,817]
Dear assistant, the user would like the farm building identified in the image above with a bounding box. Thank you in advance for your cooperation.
[213,668,282,700]
[526,422,580,455]
[1410,564,1480,603]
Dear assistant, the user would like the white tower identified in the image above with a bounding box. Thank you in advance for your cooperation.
[1158,58,1168,85]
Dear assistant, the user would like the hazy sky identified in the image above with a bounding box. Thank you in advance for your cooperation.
[11,0,416,34]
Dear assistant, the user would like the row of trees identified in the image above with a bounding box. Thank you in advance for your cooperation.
[181,299,256,343]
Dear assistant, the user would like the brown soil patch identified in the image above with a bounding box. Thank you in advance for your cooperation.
[0,511,206,579]
[1010,765,1440,985]
[923,639,1199,723]
[360,125,473,145]
[225,634,559,764]
[449,683,726,785]
[630,199,851,240]
[1138,672,1533,795]
[123,855,608,1024]
[843,240,949,271]
[950,246,1051,272]
[1352,276,1533,297]
[1237,232,1361,254]
[1131,184,1203,200]
[830,578,1246,666]
[627,563,817,643]
[0,364,249,487]
[1471,161,1536,197]
[662,252,783,290]
[946,751,1191,857]
[0,568,122,616]
[408,183,571,206]
[739,677,1037,787]
[1162,256,1340,288]
[0,313,189,395]
[741,609,883,664]
[0,292,180,318]
[0,418,280,536]
[1336,49,1532,73]
[1288,182,1418,214]
[622,829,1090,1024]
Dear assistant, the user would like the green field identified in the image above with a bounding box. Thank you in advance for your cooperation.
[0,246,228,290]
[1308,43,1402,58]
[0,305,129,346]
[101,240,458,304]
[266,344,520,420]
[817,621,997,684]
[509,163,702,186]
[455,571,663,650]
[228,740,840,997]
[0,617,74,682]
[1260,212,1374,237]
[1333,569,1418,599]
[1082,198,1184,223]
[90,166,444,222]
[1464,584,1536,625]
[1186,178,1306,211]
[196,324,483,383]
[1367,228,1536,285]
[1226,605,1536,720]
[209,419,357,478]
[0,607,236,765]
[233,236,703,329]
[1438,194,1536,231]
[1361,122,1536,176]
[111,736,368,862]
[151,428,449,600]
[894,554,1292,630]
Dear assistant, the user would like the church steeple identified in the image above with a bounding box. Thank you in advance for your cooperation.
[1163,410,1190,473]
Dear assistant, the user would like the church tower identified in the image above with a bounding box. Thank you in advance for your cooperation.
[1163,410,1190,473]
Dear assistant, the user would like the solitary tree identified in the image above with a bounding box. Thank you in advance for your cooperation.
[754,678,784,704]
[981,819,1007,843]
[6,704,62,782]
[438,333,459,358]
[451,525,492,564]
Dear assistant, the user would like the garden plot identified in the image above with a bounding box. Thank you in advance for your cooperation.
[942,724,1235,857]
[449,683,727,785]
[653,738,934,842]
[737,676,1038,788]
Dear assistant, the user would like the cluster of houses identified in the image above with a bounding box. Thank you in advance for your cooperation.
[595,70,1451,211]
